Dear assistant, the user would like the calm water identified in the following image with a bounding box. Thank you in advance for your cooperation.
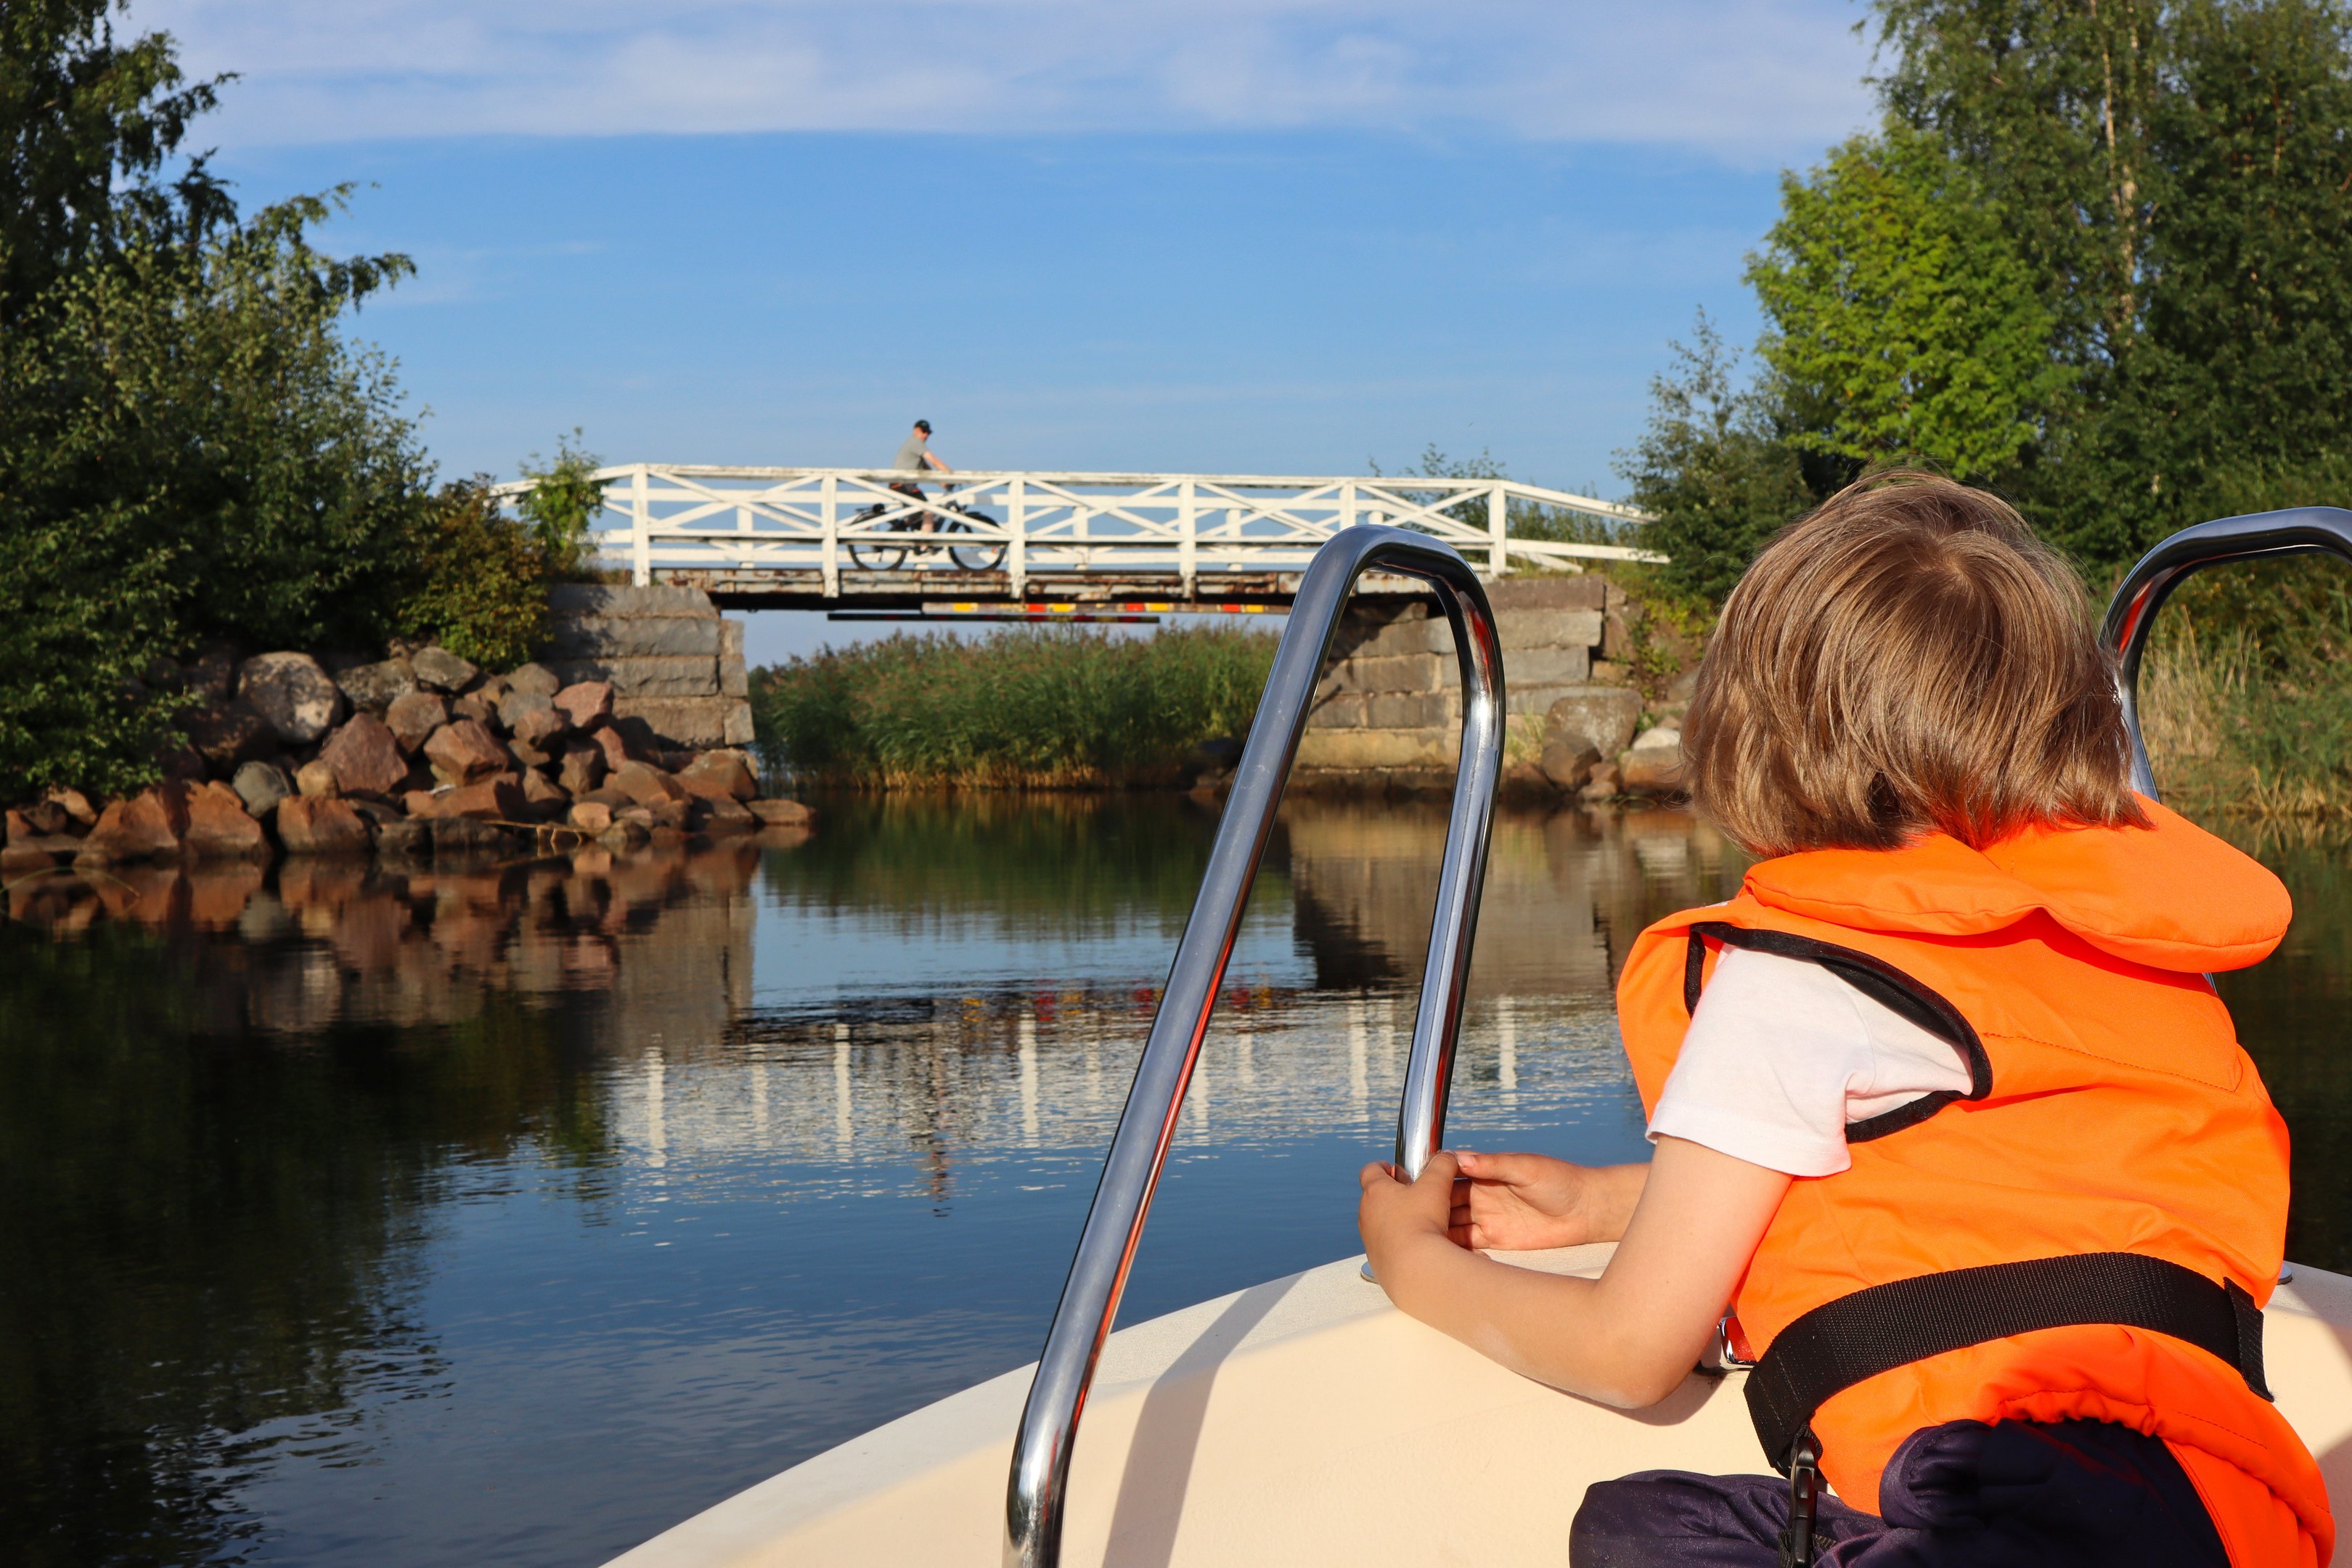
[1,797,2344,1567]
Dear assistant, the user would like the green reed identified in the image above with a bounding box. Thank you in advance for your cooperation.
[751,626,1280,788]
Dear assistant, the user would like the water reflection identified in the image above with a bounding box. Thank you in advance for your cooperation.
[1,797,2337,1568]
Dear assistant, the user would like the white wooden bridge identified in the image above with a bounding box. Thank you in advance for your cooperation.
[491,465,1658,609]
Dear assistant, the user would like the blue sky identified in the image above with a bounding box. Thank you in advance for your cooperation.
[135,0,1878,658]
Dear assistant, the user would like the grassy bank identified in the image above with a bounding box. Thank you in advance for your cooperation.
[2139,560,2352,818]
[751,626,1278,789]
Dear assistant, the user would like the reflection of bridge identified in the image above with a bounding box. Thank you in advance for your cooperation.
[491,465,1659,609]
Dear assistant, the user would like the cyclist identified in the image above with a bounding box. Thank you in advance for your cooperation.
[888,420,952,524]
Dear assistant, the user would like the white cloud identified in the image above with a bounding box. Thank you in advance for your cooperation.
[130,0,1876,161]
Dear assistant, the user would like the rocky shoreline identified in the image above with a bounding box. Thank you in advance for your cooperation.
[3,643,812,878]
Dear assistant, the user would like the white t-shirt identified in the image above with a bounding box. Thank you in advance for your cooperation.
[1647,947,1974,1177]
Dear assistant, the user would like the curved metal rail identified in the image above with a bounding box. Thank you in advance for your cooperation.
[2102,507,2352,792]
[1002,526,1507,1568]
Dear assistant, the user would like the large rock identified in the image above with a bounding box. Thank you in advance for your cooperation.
[385,690,448,754]
[694,794,755,836]
[184,781,269,860]
[424,719,511,785]
[48,788,97,828]
[567,801,613,833]
[747,798,814,828]
[410,645,480,693]
[450,692,499,728]
[295,759,341,798]
[1620,727,1686,796]
[677,751,756,803]
[231,760,293,817]
[319,714,408,798]
[1542,687,1643,763]
[510,704,571,752]
[1538,738,1601,791]
[430,776,529,822]
[608,761,687,807]
[237,653,345,745]
[276,796,372,855]
[335,657,418,714]
[552,681,614,728]
[520,769,570,819]
[507,662,562,699]
[16,800,73,838]
[589,725,642,772]
[183,700,278,772]
[77,784,190,863]
[497,688,555,736]
[556,741,607,797]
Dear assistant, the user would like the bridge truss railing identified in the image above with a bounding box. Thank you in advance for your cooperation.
[491,465,1659,593]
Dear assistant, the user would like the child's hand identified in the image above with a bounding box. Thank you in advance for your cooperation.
[1450,1150,1620,1251]
[1357,1152,1460,1280]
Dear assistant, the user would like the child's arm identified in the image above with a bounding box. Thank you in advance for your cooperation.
[1357,1137,1789,1409]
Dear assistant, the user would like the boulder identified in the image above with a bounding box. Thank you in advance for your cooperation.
[335,657,418,714]
[556,741,607,797]
[237,653,345,745]
[520,769,570,819]
[589,726,638,771]
[511,705,571,753]
[582,784,634,809]
[746,798,814,828]
[3,808,86,865]
[410,645,480,693]
[295,758,341,798]
[401,788,446,819]
[183,700,279,772]
[1538,738,1602,791]
[319,714,408,798]
[155,742,208,782]
[1579,764,1621,803]
[1620,726,1686,796]
[436,776,529,822]
[424,719,511,785]
[694,794,755,836]
[567,801,613,833]
[231,761,294,817]
[17,800,73,838]
[1541,687,1644,764]
[498,687,555,733]
[385,690,449,754]
[609,761,687,807]
[431,815,522,854]
[48,788,97,828]
[347,799,406,828]
[77,784,190,863]
[184,781,269,861]
[375,818,432,859]
[645,798,690,831]
[450,692,499,728]
[276,796,372,855]
[507,662,562,699]
[677,751,757,803]
[552,680,614,728]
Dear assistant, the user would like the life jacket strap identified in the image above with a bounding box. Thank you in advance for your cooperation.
[1744,1251,2274,1476]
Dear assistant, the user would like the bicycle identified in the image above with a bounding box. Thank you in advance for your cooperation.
[846,494,1007,572]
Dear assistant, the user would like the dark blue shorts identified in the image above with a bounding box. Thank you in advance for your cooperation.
[1569,1418,2229,1567]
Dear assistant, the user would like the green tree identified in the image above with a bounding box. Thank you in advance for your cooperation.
[392,481,550,672]
[1614,314,1813,604]
[516,428,608,580]
[0,4,434,795]
[1748,128,2073,480]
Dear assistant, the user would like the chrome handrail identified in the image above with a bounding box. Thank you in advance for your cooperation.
[2102,507,2352,793]
[1002,526,1506,1568]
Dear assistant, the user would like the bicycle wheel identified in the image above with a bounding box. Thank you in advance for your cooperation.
[945,511,1007,572]
[846,507,907,571]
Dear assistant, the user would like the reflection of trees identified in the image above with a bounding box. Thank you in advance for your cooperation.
[2210,824,2352,1273]
[0,845,764,1567]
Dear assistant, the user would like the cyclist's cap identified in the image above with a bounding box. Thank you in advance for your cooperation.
[914,419,932,433]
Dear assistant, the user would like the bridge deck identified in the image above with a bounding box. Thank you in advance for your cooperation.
[685,568,1435,612]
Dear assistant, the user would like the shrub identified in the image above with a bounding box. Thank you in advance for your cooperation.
[391,481,550,673]
[515,429,608,581]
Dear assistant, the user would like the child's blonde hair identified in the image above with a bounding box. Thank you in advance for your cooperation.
[1681,470,2147,856]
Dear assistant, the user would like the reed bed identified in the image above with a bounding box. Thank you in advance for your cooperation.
[751,626,1278,789]
[2136,559,2352,819]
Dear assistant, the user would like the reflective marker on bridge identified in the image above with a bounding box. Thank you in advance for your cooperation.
[491,465,1659,609]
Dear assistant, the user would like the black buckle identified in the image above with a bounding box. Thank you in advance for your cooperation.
[1777,1426,1822,1568]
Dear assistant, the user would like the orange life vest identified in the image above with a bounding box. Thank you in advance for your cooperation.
[1616,797,2332,1567]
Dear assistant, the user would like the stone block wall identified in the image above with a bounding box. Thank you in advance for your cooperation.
[1295,575,1633,787]
[546,584,754,750]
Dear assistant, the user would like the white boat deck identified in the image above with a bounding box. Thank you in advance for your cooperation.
[608,1246,2352,1567]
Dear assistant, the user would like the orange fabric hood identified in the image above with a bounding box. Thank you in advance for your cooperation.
[1737,797,2291,973]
